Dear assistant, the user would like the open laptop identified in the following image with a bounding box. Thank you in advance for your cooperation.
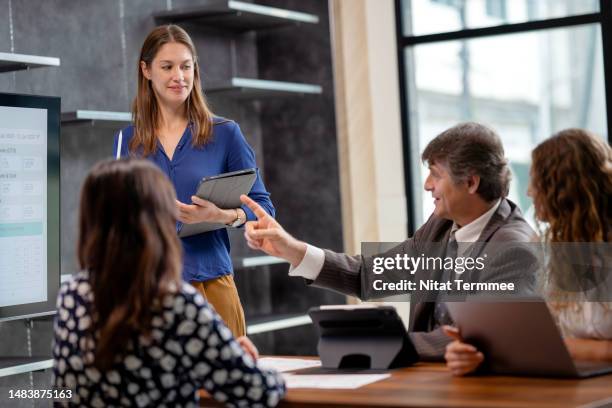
[446,302,612,378]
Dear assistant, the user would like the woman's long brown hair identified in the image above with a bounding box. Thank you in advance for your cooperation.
[77,159,182,371]
[131,25,214,156]
[531,129,612,309]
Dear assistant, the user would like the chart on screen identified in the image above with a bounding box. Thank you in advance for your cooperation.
[0,106,48,308]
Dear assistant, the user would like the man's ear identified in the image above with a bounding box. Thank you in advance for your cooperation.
[466,174,481,194]
[140,61,151,80]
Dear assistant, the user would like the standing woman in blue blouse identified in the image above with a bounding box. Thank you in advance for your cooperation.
[114,25,274,337]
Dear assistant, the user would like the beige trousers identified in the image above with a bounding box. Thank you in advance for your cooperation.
[190,274,246,337]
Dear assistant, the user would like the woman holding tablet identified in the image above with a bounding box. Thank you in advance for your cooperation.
[115,25,274,337]
[444,129,612,375]
[53,159,284,406]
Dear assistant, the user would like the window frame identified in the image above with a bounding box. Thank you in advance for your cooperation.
[394,0,612,235]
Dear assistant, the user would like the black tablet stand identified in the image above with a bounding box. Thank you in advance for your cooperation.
[309,306,419,369]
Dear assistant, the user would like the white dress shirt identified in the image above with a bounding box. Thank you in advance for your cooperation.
[289,200,502,280]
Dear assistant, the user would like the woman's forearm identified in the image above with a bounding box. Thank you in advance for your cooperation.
[564,338,612,361]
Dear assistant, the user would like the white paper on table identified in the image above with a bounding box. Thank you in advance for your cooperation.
[281,373,391,389]
[256,357,322,373]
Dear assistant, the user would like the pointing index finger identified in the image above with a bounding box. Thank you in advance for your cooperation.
[240,195,268,220]
[442,325,462,341]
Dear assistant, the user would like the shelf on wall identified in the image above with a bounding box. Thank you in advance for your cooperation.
[0,52,60,73]
[61,110,132,127]
[235,255,287,268]
[0,315,311,376]
[206,77,322,99]
[153,0,318,32]
[0,358,53,378]
[247,313,311,335]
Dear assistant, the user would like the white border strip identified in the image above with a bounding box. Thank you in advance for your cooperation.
[247,315,311,335]
[241,256,287,268]
[231,77,322,94]
[65,110,132,122]
[0,359,53,378]
[0,52,60,67]
[228,0,319,24]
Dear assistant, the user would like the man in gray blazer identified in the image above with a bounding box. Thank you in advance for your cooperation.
[240,122,538,361]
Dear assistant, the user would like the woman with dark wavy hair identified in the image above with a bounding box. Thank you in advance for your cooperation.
[52,158,284,406]
[444,129,612,375]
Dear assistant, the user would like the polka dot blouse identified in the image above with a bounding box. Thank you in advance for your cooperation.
[52,272,286,407]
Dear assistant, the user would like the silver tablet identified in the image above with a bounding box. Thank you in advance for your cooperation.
[446,301,612,378]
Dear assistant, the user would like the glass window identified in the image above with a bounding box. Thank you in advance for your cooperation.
[486,0,507,20]
[404,24,607,226]
[402,0,599,36]
[431,0,457,6]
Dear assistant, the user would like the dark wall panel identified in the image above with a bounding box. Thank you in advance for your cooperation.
[0,0,14,92]
[12,0,125,111]
[0,0,342,391]
[257,0,343,252]
[256,0,346,355]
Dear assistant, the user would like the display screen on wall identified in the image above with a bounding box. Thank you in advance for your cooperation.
[0,93,60,322]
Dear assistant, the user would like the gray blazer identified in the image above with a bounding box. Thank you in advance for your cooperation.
[310,198,538,361]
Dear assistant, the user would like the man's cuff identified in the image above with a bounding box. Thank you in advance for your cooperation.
[288,244,325,281]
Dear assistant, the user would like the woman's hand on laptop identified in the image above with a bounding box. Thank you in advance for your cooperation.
[240,195,307,267]
[564,337,612,362]
[443,325,484,376]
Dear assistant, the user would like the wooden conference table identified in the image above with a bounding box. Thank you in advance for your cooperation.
[199,359,612,408]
